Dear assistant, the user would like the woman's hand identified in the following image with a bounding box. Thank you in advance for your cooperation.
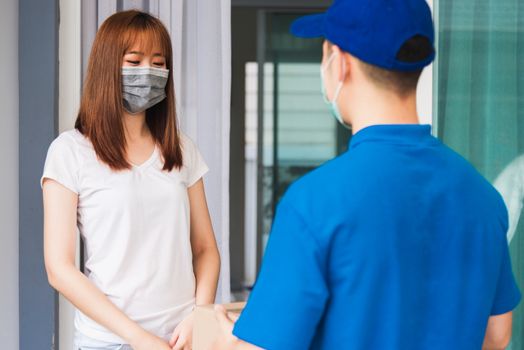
[130,329,172,350]
[169,311,195,350]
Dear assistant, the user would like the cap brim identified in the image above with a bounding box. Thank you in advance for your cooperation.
[290,13,326,38]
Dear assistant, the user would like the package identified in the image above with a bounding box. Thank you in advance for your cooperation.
[193,302,246,350]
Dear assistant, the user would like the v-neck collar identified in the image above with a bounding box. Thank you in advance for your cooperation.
[130,144,158,170]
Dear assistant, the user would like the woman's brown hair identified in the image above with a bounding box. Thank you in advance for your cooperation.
[75,10,183,171]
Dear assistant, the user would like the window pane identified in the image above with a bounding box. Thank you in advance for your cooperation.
[437,1,524,347]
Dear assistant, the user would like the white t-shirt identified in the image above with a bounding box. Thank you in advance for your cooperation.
[41,129,209,343]
[494,154,524,243]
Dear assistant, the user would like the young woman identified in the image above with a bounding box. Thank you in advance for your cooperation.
[42,10,220,350]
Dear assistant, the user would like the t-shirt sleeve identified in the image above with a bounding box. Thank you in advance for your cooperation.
[40,133,80,194]
[491,230,521,315]
[181,134,209,187]
[233,197,329,350]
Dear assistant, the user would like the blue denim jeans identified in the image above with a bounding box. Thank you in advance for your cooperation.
[74,332,133,350]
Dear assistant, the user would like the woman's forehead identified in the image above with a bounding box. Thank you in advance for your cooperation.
[123,30,167,56]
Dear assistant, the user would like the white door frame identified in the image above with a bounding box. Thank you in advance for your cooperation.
[58,0,81,348]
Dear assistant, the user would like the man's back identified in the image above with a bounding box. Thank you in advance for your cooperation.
[233,125,521,350]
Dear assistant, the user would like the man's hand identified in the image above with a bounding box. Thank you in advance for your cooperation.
[169,311,195,350]
[212,305,263,350]
[211,305,240,350]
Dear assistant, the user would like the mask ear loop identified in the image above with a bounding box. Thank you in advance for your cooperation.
[322,51,338,71]
[322,51,346,103]
[331,55,352,130]
[332,56,345,103]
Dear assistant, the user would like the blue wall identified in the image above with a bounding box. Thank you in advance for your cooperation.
[19,0,59,348]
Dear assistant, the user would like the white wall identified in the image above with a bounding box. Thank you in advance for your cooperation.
[416,0,434,126]
[59,0,81,132]
[0,0,19,349]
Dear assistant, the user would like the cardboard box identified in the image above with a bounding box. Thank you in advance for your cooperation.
[193,302,246,350]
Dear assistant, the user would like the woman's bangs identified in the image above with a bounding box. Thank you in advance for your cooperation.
[123,24,169,59]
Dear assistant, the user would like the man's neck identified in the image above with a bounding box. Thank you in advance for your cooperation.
[346,91,420,135]
[351,114,420,135]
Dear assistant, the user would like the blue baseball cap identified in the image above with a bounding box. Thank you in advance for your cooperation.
[291,0,435,72]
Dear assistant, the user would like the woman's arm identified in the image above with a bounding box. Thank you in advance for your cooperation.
[170,179,221,349]
[43,179,170,350]
[188,178,221,305]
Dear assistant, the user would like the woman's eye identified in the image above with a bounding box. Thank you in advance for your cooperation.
[153,62,165,66]
[126,60,140,65]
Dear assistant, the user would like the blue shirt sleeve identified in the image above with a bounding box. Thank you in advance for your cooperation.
[233,198,329,350]
[491,237,521,315]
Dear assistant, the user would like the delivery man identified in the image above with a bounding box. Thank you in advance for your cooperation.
[214,0,521,349]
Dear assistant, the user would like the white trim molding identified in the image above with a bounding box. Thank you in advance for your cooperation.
[58,0,82,348]
[416,0,434,127]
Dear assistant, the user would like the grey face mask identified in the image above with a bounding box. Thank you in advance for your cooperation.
[121,66,169,114]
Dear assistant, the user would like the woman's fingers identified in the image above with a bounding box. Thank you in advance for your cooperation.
[169,331,180,347]
[172,336,189,350]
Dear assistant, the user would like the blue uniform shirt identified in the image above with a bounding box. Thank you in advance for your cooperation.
[233,125,521,350]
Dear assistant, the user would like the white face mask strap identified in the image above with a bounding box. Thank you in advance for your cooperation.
[322,51,338,73]
[332,55,346,103]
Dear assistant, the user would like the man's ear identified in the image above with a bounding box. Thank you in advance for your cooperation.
[331,45,350,83]
[323,42,350,84]
[322,40,330,65]
[341,52,358,83]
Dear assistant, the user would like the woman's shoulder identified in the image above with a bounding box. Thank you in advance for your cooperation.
[47,128,92,161]
[48,129,76,150]
[52,128,89,147]
[179,132,199,153]
[177,132,208,182]
[179,131,192,145]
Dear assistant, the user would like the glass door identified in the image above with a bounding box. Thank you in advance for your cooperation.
[436,0,524,347]
[258,12,351,265]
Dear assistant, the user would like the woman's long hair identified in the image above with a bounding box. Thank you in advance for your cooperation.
[75,10,183,171]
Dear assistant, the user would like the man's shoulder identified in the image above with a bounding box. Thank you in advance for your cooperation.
[279,153,362,224]
[436,142,509,228]
[285,153,353,195]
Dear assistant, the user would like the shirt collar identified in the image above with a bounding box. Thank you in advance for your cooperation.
[349,124,434,150]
